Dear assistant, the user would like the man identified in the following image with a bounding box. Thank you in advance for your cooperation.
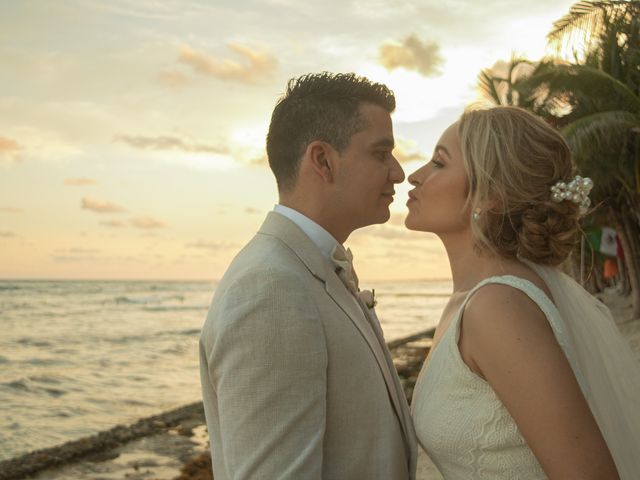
[200,72,417,479]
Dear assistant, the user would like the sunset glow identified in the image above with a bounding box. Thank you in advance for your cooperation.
[0,0,578,280]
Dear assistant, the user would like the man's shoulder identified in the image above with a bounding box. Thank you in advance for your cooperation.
[223,231,308,282]
[213,231,326,308]
[203,234,326,340]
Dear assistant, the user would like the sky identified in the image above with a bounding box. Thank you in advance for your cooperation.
[0,0,578,281]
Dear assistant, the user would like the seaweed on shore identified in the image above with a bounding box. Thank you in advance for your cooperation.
[0,403,204,480]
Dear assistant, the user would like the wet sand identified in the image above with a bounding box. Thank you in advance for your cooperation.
[3,292,638,480]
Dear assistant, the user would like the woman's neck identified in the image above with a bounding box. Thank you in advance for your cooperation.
[440,231,512,293]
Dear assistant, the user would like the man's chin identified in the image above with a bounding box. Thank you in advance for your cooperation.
[372,208,391,225]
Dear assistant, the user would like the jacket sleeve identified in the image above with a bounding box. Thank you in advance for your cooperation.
[205,269,328,479]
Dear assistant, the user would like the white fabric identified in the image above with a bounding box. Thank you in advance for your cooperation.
[274,204,364,312]
[273,204,339,260]
[524,260,640,479]
[412,276,551,479]
[600,227,618,257]
[412,265,640,479]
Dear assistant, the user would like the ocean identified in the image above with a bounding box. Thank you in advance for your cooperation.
[0,278,452,461]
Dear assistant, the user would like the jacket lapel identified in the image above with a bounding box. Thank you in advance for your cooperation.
[359,299,418,477]
[324,262,416,467]
[324,265,397,399]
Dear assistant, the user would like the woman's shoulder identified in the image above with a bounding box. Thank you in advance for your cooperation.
[475,262,555,304]
[460,269,559,347]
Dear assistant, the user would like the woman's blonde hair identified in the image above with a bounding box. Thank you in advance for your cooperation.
[458,106,580,266]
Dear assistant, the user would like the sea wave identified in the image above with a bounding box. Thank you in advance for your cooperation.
[142,305,206,312]
[112,295,186,305]
[0,285,20,291]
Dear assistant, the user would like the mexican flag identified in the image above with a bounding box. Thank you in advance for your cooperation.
[586,227,618,257]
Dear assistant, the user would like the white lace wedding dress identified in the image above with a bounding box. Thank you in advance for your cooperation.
[411,263,640,479]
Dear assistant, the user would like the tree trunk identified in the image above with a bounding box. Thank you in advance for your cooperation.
[615,224,632,295]
[614,207,640,318]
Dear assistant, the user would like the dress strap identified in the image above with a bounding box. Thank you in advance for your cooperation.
[452,275,570,361]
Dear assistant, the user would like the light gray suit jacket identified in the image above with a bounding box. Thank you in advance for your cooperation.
[200,212,417,479]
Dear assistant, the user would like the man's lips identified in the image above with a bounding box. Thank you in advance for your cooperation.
[408,191,417,201]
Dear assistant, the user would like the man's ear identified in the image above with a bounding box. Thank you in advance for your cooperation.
[304,140,337,183]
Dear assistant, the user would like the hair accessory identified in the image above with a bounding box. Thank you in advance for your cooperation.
[550,175,593,215]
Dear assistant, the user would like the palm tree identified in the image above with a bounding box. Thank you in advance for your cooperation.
[547,1,640,96]
[526,1,640,315]
[517,65,640,312]
[477,2,640,315]
[478,57,536,106]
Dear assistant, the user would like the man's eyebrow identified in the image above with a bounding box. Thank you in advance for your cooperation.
[371,138,395,149]
[435,144,450,157]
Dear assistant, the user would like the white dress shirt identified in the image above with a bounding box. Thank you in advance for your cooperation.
[273,204,340,261]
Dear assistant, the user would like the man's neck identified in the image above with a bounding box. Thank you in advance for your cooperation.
[278,199,351,244]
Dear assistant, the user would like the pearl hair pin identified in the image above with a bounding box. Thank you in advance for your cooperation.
[550,175,593,215]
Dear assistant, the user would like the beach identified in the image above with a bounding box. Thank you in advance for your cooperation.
[1,289,638,480]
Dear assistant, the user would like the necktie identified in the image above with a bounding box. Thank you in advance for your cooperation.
[330,244,359,295]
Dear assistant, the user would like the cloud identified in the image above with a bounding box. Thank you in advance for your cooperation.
[249,153,269,166]
[0,136,24,166]
[117,134,228,155]
[379,34,443,77]
[0,206,23,213]
[361,224,423,241]
[54,247,101,255]
[131,216,167,229]
[186,240,239,251]
[0,230,16,238]
[100,219,127,228]
[387,212,408,226]
[157,69,191,88]
[178,43,278,84]
[64,177,97,186]
[0,128,82,165]
[81,197,127,214]
[394,137,427,164]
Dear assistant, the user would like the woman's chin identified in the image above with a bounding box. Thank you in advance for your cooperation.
[404,215,433,233]
[404,215,420,231]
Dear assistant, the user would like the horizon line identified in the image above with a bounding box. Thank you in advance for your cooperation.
[0,276,453,283]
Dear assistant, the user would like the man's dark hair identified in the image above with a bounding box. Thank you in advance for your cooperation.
[266,72,395,192]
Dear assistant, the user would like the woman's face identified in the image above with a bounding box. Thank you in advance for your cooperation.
[405,121,471,235]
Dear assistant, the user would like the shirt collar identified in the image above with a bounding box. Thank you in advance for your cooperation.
[273,204,340,260]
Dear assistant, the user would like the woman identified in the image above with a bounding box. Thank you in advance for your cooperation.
[407,106,639,479]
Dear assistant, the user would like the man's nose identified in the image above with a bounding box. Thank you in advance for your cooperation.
[390,156,405,183]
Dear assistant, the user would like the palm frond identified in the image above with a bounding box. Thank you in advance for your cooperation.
[477,69,503,105]
[517,64,640,113]
[561,110,640,189]
[547,1,639,54]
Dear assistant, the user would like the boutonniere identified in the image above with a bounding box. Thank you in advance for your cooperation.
[358,288,377,309]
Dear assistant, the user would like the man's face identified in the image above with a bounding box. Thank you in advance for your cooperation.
[333,103,405,230]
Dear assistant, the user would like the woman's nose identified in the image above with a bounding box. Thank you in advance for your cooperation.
[408,169,421,186]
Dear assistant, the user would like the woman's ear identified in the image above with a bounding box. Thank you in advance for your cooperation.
[304,140,336,183]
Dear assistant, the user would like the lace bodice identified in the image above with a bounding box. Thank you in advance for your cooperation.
[411,275,580,480]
